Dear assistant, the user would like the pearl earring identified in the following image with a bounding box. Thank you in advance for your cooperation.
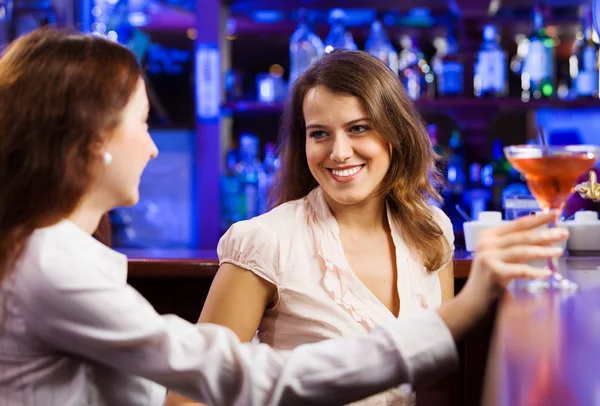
[102,152,113,166]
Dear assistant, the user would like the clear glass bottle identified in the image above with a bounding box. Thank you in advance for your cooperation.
[521,6,555,99]
[474,25,508,97]
[434,27,464,97]
[365,19,398,73]
[235,134,266,220]
[324,8,357,53]
[398,35,432,100]
[569,4,599,98]
[289,9,324,85]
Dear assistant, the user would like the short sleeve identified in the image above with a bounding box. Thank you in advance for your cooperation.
[430,206,455,251]
[429,206,455,275]
[217,219,280,289]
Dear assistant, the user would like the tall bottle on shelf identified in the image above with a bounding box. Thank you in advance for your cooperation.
[488,139,513,211]
[221,148,243,232]
[521,6,555,99]
[398,35,433,100]
[324,8,357,53]
[235,134,266,221]
[261,142,280,213]
[365,18,399,73]
[289,9,325,86]
[467,163,491,221]
[428,124,449,181]
[474,25,508,97]
[443,129,467,227]
[433,26,464,97]
[569,4,599,98]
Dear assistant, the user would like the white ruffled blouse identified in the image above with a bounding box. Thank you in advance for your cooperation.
[218,186,455,405]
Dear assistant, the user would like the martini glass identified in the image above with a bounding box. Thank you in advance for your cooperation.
[504,145,600,291]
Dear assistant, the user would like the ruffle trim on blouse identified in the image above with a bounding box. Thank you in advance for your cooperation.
[307,188,377,330]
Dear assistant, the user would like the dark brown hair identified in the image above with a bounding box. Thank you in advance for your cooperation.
[0,28,141,280]
[272,50,450,272]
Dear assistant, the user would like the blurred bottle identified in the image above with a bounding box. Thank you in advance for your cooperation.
[467,163,491,221]
[261,142,280,213]
[428,124,449,180]
[522,6,555,99]
[502,183,539,220]
[488,139,512,210]
[365,18,399,73]
[569,4,598,98]
[235,134,266,220]
[443,130,467,226]
[399,35,433,100]
[434,26,464,97]
[474,25,508,97]
[289,9,324,85]
[324,8,357,53]
[221,148,243,232]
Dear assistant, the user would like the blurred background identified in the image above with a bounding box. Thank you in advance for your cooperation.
[3,0,600,251]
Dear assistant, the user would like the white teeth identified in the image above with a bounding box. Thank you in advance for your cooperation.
[331,166,362,177]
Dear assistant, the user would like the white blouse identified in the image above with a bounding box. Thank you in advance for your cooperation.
[218,187,455,405]
[0,219,458,405]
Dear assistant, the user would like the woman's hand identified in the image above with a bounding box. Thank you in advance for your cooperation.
[438,211,569,340]
[465,211,567,301]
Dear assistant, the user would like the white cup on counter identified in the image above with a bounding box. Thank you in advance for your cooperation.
[563,211,600,253]
[463,211,506,253]
[463,211,570,253]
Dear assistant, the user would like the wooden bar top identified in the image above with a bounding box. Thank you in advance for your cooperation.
[123,248,473,279]
[483,257,600,406]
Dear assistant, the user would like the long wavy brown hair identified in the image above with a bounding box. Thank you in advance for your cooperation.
[0,28,141,281]
[272,50,450,272]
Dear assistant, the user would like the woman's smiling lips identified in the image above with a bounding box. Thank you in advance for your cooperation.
[325,164,365,183]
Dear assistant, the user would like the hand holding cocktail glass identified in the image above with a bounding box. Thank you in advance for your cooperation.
[504,143,600,291]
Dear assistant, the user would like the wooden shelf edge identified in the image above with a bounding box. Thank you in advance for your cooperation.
[127,257,473,278]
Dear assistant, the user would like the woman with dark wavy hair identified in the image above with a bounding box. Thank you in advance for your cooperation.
[167,51,563,405]
[0,29,566,406]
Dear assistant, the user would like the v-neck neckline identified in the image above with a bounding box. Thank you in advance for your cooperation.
[334,205,413,321]
[307,186,427,329]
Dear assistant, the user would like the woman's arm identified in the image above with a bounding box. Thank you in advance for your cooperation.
[164,263,277,405]
[439,262,455,303]
[17,252,457,406]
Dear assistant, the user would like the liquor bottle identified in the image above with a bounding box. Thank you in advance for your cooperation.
[443,130,467,225]
[522,6,555,99]
[235,134,266,220]
[434,27,464,97]
[324,8,357,53]
[474,25,508,97]
[261,142,280,213]
[289,9,324,85]
[365,18,399,73]
[569,4,599,98]
[399,35,433,100]
[467,162,491,220]
[220,148,243,231]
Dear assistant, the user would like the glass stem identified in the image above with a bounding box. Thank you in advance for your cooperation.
[544,209,561,275]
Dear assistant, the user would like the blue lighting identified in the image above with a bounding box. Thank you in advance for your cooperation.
[252,10,283,23]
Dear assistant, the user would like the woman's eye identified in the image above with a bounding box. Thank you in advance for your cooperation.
[349,125,368,134]
[309,131,327,139]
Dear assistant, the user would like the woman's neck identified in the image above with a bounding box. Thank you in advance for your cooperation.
[67,198,107,235]
[324,193,388,234]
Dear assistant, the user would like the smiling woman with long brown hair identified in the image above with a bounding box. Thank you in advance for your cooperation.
[166,50,542,406]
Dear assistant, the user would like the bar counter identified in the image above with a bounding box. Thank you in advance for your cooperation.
[123,249,600,405]
[124,248,473,279]
[483,257,600,406]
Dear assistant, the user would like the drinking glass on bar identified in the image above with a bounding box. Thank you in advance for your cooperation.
[504,144,600,291]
